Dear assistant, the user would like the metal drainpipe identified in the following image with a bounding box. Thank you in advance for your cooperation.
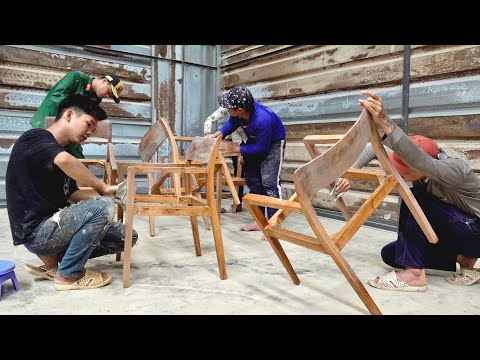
[396,45,412,223]
[214,45,222,134]
[401,45,411,133]
[151,45,157,163]
[181,45,186,143]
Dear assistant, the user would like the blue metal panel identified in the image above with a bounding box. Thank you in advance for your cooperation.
[258,75,480,125]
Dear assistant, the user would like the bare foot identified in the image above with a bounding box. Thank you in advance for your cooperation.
[397,268,427,287]
[370,268,427,287]
[240,221,261,231]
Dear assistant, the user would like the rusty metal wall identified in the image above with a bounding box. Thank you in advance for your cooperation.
[219,45,480,224]
[0,45,218,206]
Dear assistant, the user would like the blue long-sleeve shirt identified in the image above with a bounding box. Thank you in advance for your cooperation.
[219,101,286,156]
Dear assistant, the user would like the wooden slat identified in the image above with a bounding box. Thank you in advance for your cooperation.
[333,175,397,250]
[134,205,210,216]
[266,225,326,253]
[134,194,191,204]
[242,194,302,212]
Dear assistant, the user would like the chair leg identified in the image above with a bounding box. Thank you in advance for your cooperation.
[216,171,223,218]
[245,201,300,285]
[10,272,19,291]
[207,185,227,280]
[193,190,211,230]
[190,216,202,256]
[116,252,121,261]
[149,216,155,237]
[123,204,135,288]
[202,216,211,230]
[326,246,381,315]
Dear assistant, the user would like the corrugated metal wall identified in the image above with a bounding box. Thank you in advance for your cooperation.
[218,45,480,224]
[0,45,218,206]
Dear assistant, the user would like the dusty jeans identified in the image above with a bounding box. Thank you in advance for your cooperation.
[244,140,285,219]
[25,197,138,278]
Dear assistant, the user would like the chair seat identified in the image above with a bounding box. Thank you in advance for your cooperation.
[0,260,15,275]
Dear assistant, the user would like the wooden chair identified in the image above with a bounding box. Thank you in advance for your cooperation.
[116,118,211,237]
[115,136,226,288]
[242,109,438,315]
[45,116,117,194]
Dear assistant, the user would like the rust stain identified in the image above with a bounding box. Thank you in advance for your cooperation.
[101,103,142,119]
[0,139,16,149]
[168,59,176,130]
[288,87,304,96]
[158,45,168,58]
[326,48,337,56]
[464,150,480,160]
[158,81,168,119]
[351,52,369,61]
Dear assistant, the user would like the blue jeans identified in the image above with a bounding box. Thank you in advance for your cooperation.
[381,186,480,271]
[244,140,285,219]
[25,197,138,278]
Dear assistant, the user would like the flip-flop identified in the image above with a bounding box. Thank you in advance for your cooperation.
[446,268,480,286]
[368,270,426,292]
[25,264,58,280]
[54,269,112,291]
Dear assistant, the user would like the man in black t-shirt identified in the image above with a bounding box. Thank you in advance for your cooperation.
[6,94,138,291]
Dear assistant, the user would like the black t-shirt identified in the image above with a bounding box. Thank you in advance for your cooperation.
[6,129,79,245]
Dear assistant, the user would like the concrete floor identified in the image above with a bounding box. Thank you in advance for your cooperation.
[0,202,479,315]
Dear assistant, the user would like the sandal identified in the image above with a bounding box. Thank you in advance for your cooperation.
[25,264,58,280]
[368,271,426,292]
[54,269,112,291]
[446,268,480,286]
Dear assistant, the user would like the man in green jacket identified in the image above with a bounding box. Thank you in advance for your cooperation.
[30,70,124,158]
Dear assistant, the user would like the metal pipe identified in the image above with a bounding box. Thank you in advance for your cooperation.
[397,45,412,226]
[401,45,411,133]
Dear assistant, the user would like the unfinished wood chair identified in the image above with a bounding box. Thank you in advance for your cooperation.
[175,140,244,218]
[115,135,226,288]
[243,109,438,315]
[117,117,211,238]
[45,116,117,194]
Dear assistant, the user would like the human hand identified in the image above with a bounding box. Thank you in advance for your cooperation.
[335,177,350,195]
[102,184,118,197]
[330,178,350,199]
[239,155,244,165]
[358,91,389,132]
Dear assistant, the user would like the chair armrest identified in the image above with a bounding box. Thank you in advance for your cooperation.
[243,194,302,212]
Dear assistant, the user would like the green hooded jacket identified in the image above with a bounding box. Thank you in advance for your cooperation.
[30,70,102,159]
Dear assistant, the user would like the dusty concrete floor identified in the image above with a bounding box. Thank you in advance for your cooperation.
[0,202,479,315]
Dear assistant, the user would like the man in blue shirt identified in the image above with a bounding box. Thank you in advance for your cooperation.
[209,85,286,231]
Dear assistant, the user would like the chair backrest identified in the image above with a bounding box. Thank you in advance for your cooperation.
[137,117,180,163]
[294,109,373,199]
[186,136,219,164]
[293,108,438,245]
[45,116,112,142]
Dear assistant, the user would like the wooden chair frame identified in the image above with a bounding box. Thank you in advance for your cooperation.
[115,136,227,288]
[243,109,438,315]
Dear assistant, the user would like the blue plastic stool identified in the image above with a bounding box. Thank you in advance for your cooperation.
[0,260,20,299]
